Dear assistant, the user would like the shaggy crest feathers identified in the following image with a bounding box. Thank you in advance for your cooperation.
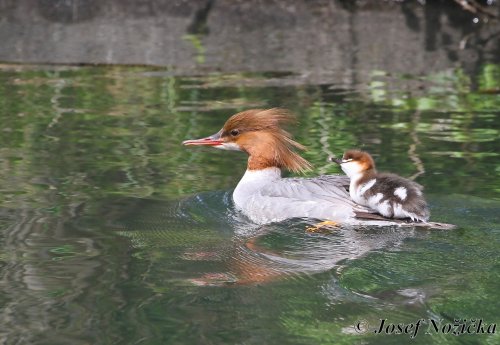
[268,131,312,174]
[223,108,312,173]
[222,108,297,133]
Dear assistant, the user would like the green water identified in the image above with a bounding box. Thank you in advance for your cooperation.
[0,64,499,344]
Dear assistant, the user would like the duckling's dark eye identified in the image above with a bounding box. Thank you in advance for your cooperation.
[230,129,240,137]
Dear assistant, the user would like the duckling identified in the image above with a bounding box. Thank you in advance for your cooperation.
[332,150,430,222]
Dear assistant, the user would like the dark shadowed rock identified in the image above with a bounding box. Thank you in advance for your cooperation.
[0,0,498,82]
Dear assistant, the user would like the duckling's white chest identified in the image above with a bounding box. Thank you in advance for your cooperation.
[349,173,373,205]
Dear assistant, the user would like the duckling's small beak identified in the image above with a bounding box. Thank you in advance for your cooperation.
[329,156,343,165]
[182,130,223,147]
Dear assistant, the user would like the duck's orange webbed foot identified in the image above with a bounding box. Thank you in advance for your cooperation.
[306,220,339,233]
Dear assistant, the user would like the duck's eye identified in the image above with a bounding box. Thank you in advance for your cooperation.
[230,129,240,136]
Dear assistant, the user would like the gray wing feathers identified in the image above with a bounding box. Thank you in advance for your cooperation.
[248,175,370,222]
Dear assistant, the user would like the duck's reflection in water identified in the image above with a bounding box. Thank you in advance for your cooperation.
[107,192,425,287]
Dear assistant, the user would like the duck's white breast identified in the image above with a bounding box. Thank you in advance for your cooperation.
[233,168,282,209]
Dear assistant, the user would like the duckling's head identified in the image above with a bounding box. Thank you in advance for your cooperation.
[333,150,376,177]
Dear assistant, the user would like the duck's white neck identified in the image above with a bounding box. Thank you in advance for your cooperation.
[233,168,281,208]
[240,167,281,181]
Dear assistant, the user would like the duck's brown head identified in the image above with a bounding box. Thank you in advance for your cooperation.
[183,108,312,173]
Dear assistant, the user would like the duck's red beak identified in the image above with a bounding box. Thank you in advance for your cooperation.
[182,130,223,147]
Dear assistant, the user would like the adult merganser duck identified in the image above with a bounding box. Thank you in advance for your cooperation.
[182,108,383,225]
[332,150,430,222]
